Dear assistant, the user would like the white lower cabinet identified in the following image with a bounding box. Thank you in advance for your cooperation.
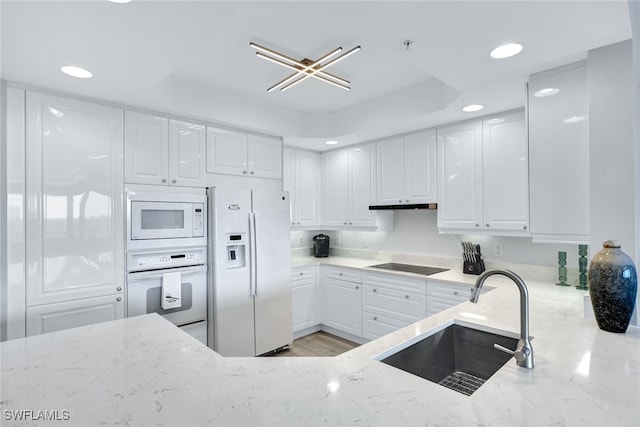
[362,272,427,340]
[291,266,319,332]
[322,266,362,337]
[26,295,125,336]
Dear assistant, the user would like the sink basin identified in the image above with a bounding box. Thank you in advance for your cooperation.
[377,321,519,396]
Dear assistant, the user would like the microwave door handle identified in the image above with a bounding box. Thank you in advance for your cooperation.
[249,212,257,296]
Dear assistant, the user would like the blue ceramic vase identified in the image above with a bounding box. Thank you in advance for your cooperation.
[588,241,638,333]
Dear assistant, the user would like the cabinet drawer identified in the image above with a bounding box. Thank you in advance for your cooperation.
[324,266,362,283]
[363,271,426,295]
[291,266,315,282]
[362,311,411,341]
[427,281,475,303]
[362,285,426,321]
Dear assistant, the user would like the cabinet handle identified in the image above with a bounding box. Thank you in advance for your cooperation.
[486,224,490,228]
[348,222,352,225]
[172,179,177,184]
[297,222,301,225]
[344,222,348,225]
[116,287,122,292]
[453,291,459,296]
[475,223,479,227]
[161,178,167,183]
[116,297,122,302]
[355,286,360,290]
[523,225,527,230]
[339,272,343,276]
[299,272,304,276]
[250,171,255,175]
[373,316,378,321]
[243,170,247,174]
[398,200,402,203]
[373,288,377,293]
[404,295,409,299]
[405,199,409,203]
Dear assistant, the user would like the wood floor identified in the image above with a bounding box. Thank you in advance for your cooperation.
[271,331,360,357]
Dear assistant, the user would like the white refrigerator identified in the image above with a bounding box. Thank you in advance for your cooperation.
[207,188,292,356]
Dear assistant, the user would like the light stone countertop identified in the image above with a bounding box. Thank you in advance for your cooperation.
[2,256,640,426]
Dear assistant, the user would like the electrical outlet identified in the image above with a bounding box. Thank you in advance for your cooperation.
[494,244,503,257]
[298,236,304,246]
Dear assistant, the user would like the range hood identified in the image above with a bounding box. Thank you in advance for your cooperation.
[369,203,437,210]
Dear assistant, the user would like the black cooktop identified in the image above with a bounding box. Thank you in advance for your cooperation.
[368,263,449,276]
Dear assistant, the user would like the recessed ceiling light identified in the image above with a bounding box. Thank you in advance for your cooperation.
[60,65,93,79]
[490,43,523,59]
[462,104,484,112]
[325,140,339,145]
[534,87,560,97]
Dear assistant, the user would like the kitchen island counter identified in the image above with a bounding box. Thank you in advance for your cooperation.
[2,264,640,426]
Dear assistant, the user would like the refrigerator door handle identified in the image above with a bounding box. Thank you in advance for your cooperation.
[249,212,258,296]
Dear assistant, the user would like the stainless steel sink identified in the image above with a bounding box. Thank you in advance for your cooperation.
[376,322,519,396]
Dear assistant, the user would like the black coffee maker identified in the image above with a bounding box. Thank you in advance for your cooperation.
[313,234,330,258]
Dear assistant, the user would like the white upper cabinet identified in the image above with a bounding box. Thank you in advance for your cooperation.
[376,131,437,205]
[528,63,589,243]
[437,111,528,234]
[168,120,206,187]
[284,147,321,227]
[322,149,350,226]
[207,128,282,180]
[437,121,484,230]
[125,111,206,187]
[124,111,168,185]
[248,134,282,179]
[482,111,529,232]
[25,92,125,306]
[322,145,392,229]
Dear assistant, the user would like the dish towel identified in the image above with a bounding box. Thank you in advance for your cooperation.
[161,272,182,310]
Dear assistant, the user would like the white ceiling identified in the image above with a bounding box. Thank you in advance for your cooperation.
[0,0,632,151]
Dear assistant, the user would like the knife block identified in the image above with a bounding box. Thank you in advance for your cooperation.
[463,260,485,275]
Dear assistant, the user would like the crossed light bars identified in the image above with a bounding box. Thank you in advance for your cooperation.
[249,42,361,92]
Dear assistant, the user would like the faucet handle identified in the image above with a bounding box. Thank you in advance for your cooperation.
[493,343,515,355]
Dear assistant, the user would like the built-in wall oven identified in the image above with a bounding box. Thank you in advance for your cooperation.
[125,189,208,345]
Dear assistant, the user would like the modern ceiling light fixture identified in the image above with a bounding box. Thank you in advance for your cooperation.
[249,42,361,92]
[490,42,524,59]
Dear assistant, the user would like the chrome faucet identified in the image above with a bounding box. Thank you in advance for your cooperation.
[470,269,534,369]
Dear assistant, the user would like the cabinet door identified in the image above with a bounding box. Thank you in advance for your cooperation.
[362,311,408,341]
[248,134,282,179]
[26,294,124,336]
[404,130,437,204]
[294,150,321,226]
[292,277,318,332]
[323,278,362,336]
[348,145,377,226]
[168,120,206,187]
[124,111,169,185]
[322,150,350,226]
[206,127,248,176]
[376,137,404,204]
[482,112,529,232]
[437,121,483,230]
[528,64,589,242]
[26,93,125,306]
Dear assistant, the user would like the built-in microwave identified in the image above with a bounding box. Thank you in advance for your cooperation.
[126,190,207,250]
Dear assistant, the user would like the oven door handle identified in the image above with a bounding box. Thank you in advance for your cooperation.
[126,265,206,281]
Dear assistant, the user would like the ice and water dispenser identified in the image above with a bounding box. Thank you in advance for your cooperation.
[225,233,246,268]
